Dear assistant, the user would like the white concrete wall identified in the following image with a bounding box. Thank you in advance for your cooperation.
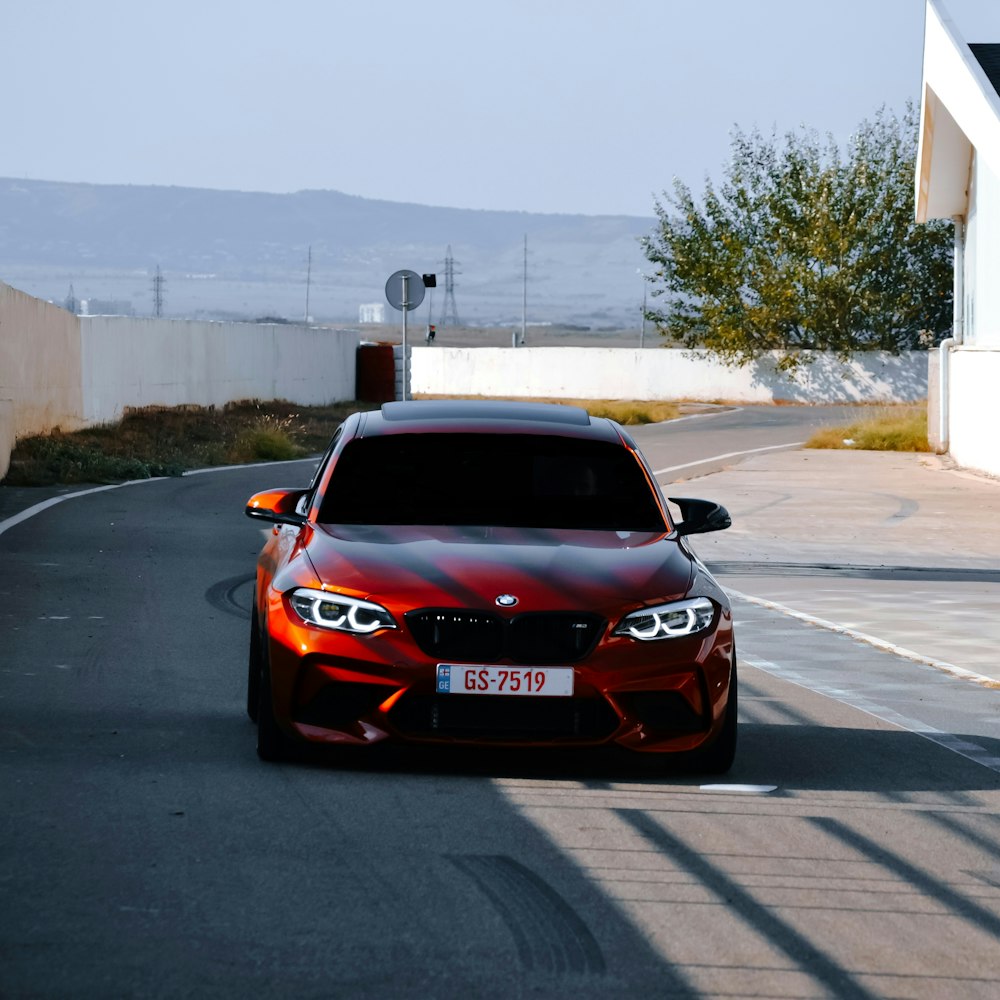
[966,154,1000,346]
[0,282,84,479]
[948,347,1000,476]
[0,281,946,483]
[411,347,927,404]
[81,317,358,423]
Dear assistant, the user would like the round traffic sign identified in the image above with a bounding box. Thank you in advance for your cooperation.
[385,270,425,312]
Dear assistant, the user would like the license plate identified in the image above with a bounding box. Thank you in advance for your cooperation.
[436,664,574,697]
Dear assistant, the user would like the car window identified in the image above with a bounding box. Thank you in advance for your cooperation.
[318,433,666,531]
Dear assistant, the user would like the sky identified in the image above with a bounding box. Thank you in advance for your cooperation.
[3,0,1000,218]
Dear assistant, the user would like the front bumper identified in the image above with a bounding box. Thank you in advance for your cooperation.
[263,603,735,754]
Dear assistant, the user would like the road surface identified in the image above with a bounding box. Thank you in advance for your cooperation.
[2,406,998,998]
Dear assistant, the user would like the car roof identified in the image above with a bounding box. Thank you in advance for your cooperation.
[356,399,622,443]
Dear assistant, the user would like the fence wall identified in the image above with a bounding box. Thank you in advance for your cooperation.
[410,347,928,404]
[0,285,359,479]
[1,282,85,479]
[0,280,934,483]
[81,317,358,423]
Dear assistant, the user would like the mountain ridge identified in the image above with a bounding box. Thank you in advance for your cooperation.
[0,178,655,327]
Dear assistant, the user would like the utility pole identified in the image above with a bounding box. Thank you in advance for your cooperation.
[304,245,312,323]
[152,265,165,317]
[520,234,527,346]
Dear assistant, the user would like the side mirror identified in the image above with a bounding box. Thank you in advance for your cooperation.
[245,488,308,527]
[668,497,731,536]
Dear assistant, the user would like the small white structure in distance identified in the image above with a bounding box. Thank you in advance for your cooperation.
[359,303,385,324]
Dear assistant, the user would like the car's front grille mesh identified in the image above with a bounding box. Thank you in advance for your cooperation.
[405,609,605,664]
[388,693,620,742]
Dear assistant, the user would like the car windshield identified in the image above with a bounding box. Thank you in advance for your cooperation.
[319,432,666,531]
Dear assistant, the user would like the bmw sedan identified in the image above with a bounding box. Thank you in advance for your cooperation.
[245,399,736,770]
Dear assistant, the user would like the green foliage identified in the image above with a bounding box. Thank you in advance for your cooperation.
[642,105,953,371]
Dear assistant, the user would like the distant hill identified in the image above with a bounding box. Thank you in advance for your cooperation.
[0,178,655,328]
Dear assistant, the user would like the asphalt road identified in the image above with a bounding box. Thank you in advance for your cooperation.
[629,402,863,479]
[2,407,999,998]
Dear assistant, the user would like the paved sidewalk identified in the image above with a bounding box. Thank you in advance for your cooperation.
[680,450,1000,685]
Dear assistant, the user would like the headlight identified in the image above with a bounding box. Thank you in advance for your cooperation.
[613,597,716,641]
[287,588,397,634]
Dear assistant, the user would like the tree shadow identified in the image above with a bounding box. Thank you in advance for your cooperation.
[746,351,926,403]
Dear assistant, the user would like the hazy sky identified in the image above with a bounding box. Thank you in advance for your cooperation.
[3,0,999,217]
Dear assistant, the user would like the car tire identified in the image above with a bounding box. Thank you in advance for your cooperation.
[255,622,291,762]
[693,653,738,774]
[247,607,261,722]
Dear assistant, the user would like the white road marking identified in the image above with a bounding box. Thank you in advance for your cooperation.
[652,406,742,426]
[727,587,1000,690]
[0,478,166,538]
[655,441,805,477]
[182,457,317,476]
[741,651,1000,775]
[0,456,319,540]
[700,784,778,793]
[0,458,321,538]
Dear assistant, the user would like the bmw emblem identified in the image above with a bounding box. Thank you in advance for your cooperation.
[496,594,518,608]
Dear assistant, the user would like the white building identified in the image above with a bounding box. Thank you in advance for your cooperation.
[918,0,1000,477]
[359,303,385,324]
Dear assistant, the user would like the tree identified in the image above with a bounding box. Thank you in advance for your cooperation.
[641,105,953,371]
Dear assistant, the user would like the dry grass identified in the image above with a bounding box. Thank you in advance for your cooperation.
[8,395,929,487]
[4,400,358,486]
[4,395,684,487]
[558,398,682,425]
[805,404,931,452]
[414,395,681,425]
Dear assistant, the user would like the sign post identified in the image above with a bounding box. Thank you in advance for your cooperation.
[385,270,429,401]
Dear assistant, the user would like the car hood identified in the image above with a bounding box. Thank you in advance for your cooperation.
[306,523,694,613]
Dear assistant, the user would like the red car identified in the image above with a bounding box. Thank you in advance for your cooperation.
[245,400,736,770]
